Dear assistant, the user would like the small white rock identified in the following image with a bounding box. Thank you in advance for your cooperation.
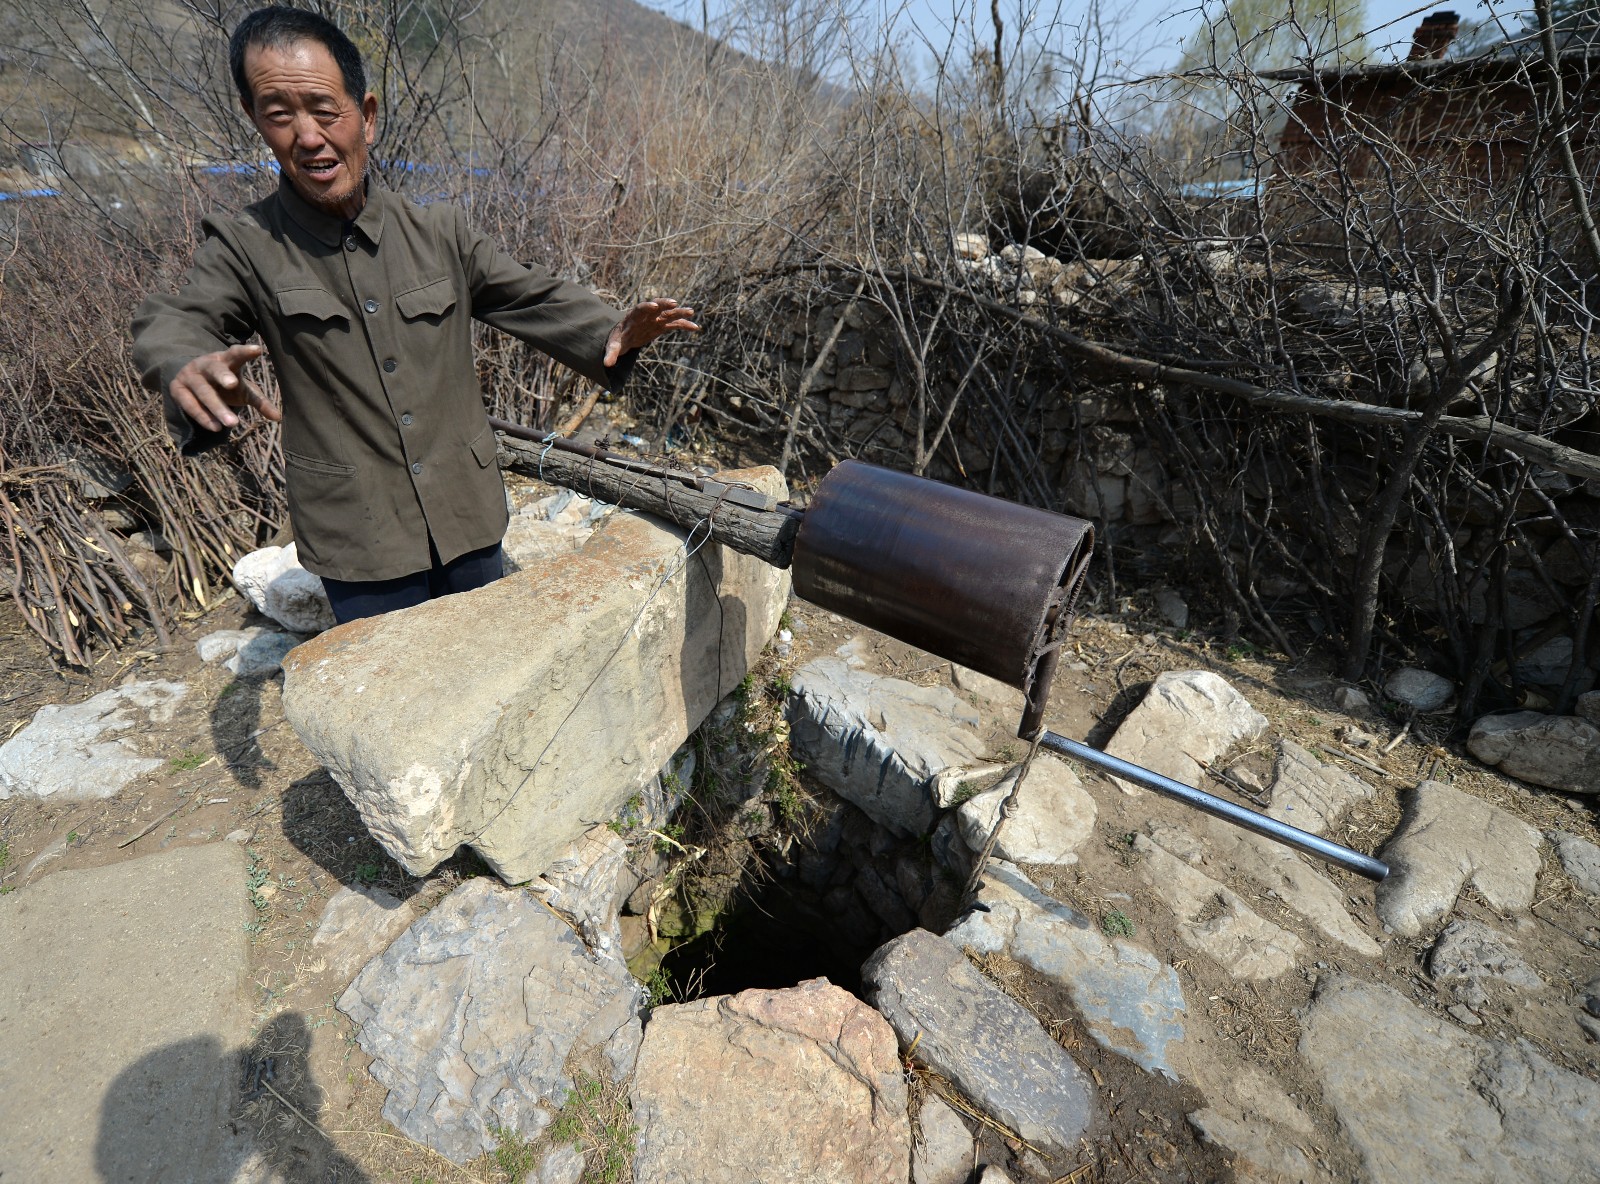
[1154,587,1189,629]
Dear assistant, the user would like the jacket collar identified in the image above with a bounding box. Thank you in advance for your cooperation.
[277,175,387,248]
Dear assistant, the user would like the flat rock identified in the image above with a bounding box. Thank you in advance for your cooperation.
[1384,668,1454,712]
[0,680,187,801]
[1301,975,1600,1182]
[947,860,1186,1076]
[862,928,1097,1155]
[1186,1063,1318,1183]
[537,1144,585,1184]
[1104,671,1268,795]
[310,884,416,989]
[950,662,1026,713]
[1135,834,1303,979]
[631,978,909,1184]
[1427,920,1543,989]
[1267,739,1374,834]
[1150,819,1380,959]
[337,876,642,1163]
[1550,829,1600,895]
[197,627,301,677]
[0,844,251,1182]
[1467,711,1600,794]
[956,754,1097,865]
[913,1093,974,1184]
[1332,685,1370,713]
[787,658,985,836]
[1375,781,1542,937]
[232,541,335,633]
[283,469,789,883]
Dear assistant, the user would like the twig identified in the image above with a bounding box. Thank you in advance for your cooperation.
[117,799,186,848]
[1381,718,1411,755]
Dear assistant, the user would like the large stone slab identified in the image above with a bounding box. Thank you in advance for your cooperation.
[1301,975,1600,1182]
[1185,1063,1319,1183]
[338,876,642,1164]
[947,859,1186,1076]
[0,680,187,801]
[956,754,1098,866]
[284,469,790,883]
[631,978,909,1184]
[1153,819,1381,959]
[787,659,986,836]
[1104,670,1268,795]
[0,844,251,1182]
[1467,711,1600,794]
[862,928,1097,1156]
[1135,833,1303,979]
[1267,738,1374,834]
[310,883,416,989]
[1375,781,1541,937]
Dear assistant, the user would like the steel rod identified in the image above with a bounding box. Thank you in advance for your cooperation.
[1038,731,1389,881]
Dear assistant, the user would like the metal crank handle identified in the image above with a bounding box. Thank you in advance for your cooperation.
[1036,731,1390,882]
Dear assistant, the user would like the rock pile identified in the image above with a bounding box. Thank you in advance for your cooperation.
[315,633,1597,1181]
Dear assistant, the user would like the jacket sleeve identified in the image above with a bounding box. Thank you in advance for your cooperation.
[455,208,637,393]
[131,218,260,456]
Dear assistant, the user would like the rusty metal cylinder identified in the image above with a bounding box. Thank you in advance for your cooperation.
[791,461,1094,735]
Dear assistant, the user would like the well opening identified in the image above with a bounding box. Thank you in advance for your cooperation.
[619,668,968,1006]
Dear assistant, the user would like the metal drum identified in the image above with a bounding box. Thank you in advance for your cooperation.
[791,461,1094,737]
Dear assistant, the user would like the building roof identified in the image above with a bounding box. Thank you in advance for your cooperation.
[1260,41,1600,85]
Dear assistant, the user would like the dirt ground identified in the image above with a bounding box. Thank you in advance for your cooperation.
[3,543,1599,1181]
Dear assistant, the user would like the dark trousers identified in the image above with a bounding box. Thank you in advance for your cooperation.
[321,540,504,625]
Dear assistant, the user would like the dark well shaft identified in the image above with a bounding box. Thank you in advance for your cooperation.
[1037,731,1390,881]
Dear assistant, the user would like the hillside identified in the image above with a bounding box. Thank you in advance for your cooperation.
[0,0,746,196]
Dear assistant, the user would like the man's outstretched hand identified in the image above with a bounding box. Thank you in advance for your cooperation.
[170,343,281,432]
[604,298,700,368]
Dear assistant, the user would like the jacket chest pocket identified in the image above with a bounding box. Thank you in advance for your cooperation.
[275,286,349,339]
[395,276,457,324]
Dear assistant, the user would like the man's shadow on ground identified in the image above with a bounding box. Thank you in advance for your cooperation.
[97,1012,370,1183]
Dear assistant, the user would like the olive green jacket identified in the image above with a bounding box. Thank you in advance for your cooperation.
[132,179,631,582]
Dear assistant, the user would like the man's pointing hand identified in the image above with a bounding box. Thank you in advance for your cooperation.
[170,343,281,432]
[604,298,700,368]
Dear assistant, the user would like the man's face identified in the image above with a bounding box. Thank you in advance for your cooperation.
[241,40,377,220]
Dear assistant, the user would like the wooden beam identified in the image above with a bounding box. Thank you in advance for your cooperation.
[495,434,803,568]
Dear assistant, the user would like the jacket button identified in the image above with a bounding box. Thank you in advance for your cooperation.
[383,358,397,372]
[364,299,379,314]
[411,462,423,474]
[344,235,358,252]
[401,413,414,425]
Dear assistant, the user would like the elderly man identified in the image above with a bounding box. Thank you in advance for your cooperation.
[133,6,697,623]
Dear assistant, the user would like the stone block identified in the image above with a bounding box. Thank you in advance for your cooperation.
[1301,975,1600,1183]
[338,877,642,1163]
[1104,670,1268,796]
[787,659,985,836]
[1467,711,1600,795]
[863,929,1096,1156]
[283,469,790,883]
[631,979,909,1183]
